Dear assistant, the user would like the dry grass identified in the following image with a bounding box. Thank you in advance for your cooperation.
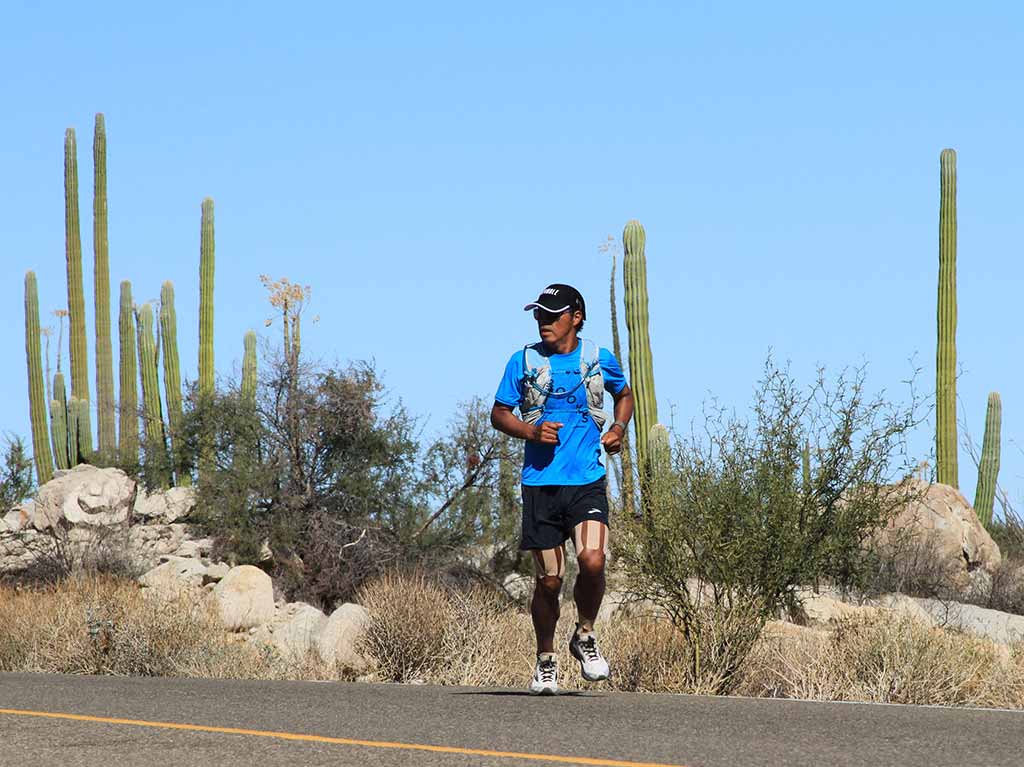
[4,571,1023,709]
[0,573,347,681]
[738,613,1024,708]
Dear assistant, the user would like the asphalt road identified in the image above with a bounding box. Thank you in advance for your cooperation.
[1,672,1021,767]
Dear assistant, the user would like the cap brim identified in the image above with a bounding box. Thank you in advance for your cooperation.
[524,302,571,312]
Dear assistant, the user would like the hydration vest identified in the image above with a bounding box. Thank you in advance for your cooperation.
[519,339,608,430]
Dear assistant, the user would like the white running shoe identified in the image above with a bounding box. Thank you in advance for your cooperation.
[569,629,610,682]
[529,654,559,695]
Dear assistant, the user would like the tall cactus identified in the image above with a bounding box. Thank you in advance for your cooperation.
[24,271,54,484]
[623,219,657,481]
[199,198,215,399]
[936,148,958,488]
[136,303,169,487]
[93,113,116,462]
[160,281,190,486]
[64,128,93,460]
[609,246,636,518]
[118,282,139,466]
[974,392,1002,528]
[51,372,70,470]
[241,329,258,407]
[67,396,81,466]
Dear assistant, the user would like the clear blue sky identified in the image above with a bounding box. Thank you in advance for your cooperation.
[2,3,1020,510]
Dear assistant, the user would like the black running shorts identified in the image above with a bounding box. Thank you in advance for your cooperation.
[520,477,610,550]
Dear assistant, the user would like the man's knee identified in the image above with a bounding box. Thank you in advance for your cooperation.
[577,548,605,577]
[535,574,563,595]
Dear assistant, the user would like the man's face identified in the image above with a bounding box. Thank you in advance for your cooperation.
[534,308,580,345]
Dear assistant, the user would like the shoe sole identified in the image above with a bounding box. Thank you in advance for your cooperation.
[529,686,557,696]
[570,641,609,682]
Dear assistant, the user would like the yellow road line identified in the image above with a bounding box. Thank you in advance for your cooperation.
[0,707,687,767]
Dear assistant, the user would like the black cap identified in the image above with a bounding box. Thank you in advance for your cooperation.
[523,284,586,319]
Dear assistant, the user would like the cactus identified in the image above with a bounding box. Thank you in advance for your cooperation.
[646,424,672,507]
[973,392,1001,528]
[199,198,215,399]
[50,372,70,470]
[118,282,139,466]
[160,281,190,486]
[67,396,81,465]
[801,440,811,491]
[64,128,93,460]
[241,329,258,406]
[623,219,658,483]
[93,114,116,462]
[608,246,636,518]
[24,272,54,484]
[936,148,958,488]
[136,303,170,486]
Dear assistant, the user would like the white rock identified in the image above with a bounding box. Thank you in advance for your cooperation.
[134,486,197,524]
[910,597,1024,645]
[32,465,136,529]
[3,503,33,532]
[316,603,371,668]
[212,565,275,631]
[138,557,208,596]
[257,602,329,661]
[203,562,231,583]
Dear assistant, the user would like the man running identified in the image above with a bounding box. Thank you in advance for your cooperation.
[491,283,634,695]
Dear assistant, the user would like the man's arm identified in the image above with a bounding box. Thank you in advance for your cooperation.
[600,385,634,454]
[490,402,562,445]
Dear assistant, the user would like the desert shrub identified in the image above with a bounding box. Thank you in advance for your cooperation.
[616,359,924,688]
[0,573,287,678]
[861,533,964,600]
[0,435,34,513]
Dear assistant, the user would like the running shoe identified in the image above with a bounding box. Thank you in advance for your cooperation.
[569,629,609,681]
[529,654,559,695]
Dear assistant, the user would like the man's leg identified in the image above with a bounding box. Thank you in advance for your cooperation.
[530,546,566,654]
[572,520,608,633]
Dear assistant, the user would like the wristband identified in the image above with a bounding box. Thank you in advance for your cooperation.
[610,421,627,434]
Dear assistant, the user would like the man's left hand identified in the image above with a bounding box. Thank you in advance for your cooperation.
[601,426,623,455]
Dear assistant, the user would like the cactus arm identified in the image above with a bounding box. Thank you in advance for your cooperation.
[936,149,958,487]
[973,392,1001,528]
[622,219,658,482]
[51,372,70,470]
[64,128,93,460]
[118,282,139,467]
[24,271,54,483]
[93,113,116,462]
[160,281,190,486]
[199,198,215,398]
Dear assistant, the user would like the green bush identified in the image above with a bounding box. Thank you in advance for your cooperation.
[616,358,924,688]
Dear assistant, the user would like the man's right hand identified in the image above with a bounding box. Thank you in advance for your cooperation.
[532,421,563,445]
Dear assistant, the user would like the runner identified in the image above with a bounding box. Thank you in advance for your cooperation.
[491,283,634,695]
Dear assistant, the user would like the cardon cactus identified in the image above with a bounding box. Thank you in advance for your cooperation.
[93,113,116,461]
[24,271,54,483]
[974,392,1001,529]
[623,219,657,482]
[645,424,672,508]
[241,329,257,407]
[50,372,70,470]
[67,396,81,465]
[199,198,215,399]
[609,246,636,518]
[118,282,139,465]
[136,303,169,486]
[64,127,93,459]
[160,281,190,485]
[936,148,958,488]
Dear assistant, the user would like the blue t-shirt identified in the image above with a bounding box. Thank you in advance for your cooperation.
[495,341,626,486]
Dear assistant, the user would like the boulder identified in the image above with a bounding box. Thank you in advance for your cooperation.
[316,603,371,668]
[133,486,197,524]
[31,465,136,530]
[796,589,875,628]
[876,480,1001,587]
[212,565,275,631]
[909,597,1024,645]
[3,503,33,532]
[252,602,329,661]
[139,557,208,596]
